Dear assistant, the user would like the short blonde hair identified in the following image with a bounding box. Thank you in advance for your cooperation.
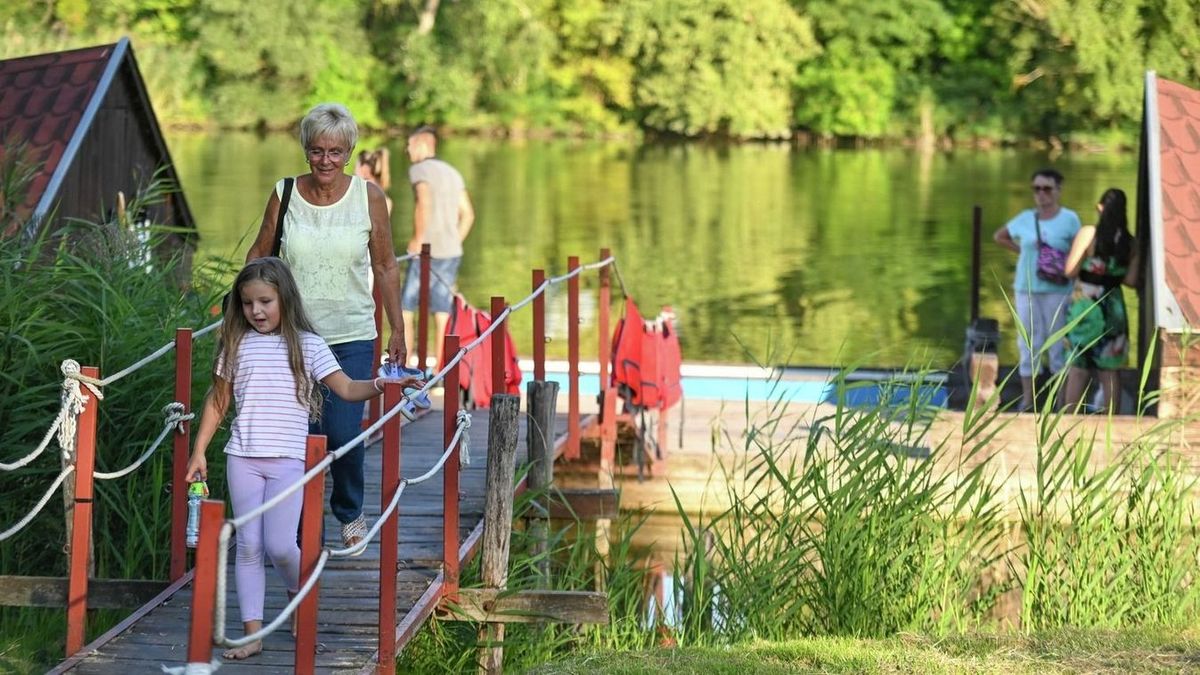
[299,103,358,151]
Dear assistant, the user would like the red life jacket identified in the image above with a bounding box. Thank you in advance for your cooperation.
[610,298,682,410]
[442,295,523,408]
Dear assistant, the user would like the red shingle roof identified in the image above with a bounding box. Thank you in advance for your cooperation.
[1157,77,1200,327]
[0,43,115,222]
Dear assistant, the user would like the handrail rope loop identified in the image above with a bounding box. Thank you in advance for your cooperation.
[0,465,75,542]
[456,410,472,467]
[58,359,104,461]
[94,403,195,481]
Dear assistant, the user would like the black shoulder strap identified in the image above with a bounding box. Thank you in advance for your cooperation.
[1033,212,1043,245]
[271,177,295,257]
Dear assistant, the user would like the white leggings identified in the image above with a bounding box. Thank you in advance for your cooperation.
[227,454,304,623]
[1015,291,1070,377]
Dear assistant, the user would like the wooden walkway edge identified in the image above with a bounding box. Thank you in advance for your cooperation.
[51,405,579,674]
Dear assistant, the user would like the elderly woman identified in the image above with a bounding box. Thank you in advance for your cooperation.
[246,103,405,550]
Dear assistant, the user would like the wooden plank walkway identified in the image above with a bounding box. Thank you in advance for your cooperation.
[54,404,556,674]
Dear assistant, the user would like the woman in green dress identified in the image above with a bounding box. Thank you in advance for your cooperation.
[1062,188,1140,413]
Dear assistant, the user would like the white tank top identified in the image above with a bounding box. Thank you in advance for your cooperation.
[279,175,376,345]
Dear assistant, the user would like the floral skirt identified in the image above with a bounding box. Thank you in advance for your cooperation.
[1065,283,1128,371]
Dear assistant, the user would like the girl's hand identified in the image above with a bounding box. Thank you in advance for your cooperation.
[185,453,207,483]
[376,376,425,391]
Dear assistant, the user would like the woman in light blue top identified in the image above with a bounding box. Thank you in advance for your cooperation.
[994,168,1081,411]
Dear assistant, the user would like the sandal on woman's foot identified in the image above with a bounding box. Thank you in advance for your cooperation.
[341,514,368,556]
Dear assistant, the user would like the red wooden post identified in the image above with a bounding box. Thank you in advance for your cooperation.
[567,256,581,460]
[491,296,506,398]
[171,328,193,582]
[532,269,546,383]
[442,334,461,599]
[418,244,432,370]
[367,284,384,429]
[601,386,618,474]
[186,499,224,665]
[65,365,99,657]
[296,435,327,673]
[598,248,612,412]
[377,383,403,675]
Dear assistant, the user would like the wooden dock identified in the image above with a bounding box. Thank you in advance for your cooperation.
[52,404,559,674]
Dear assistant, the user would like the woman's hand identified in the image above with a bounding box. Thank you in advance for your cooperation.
[184,452,207,483]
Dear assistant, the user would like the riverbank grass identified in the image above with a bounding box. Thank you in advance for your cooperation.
[532,628,1200,674]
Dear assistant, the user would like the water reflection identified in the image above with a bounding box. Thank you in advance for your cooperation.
[166,132,1139,367]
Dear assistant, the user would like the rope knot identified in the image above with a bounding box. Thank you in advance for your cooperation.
[456,410,472,467]
[58,359,103,461]
[162,402,193,433]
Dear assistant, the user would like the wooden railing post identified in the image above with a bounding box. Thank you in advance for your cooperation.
[418,244,432,370]
[477,394,520,674]
[526,380,559,584]
[442,334,462,599]
[170,328,193,582]
[598,249,611,393]
[377,384,403,675]
[368,284,384,429]
[491,296,506,397]
[567,256,581,460]
[532,269,546,383]
[296,435,327,673]
[186,499,224,667]
[65,364,99,657]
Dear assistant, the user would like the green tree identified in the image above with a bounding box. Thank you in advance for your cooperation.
[625,0,817,138]
[191,0,380,128]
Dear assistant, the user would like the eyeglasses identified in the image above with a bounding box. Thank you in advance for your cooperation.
[1031,185,1057,193]
[306,147,347,162]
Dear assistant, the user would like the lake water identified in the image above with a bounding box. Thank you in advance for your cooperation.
[165,132,1139,367]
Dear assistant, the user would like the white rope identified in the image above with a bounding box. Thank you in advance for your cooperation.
[510,280,551,312]
[582,256,615,272]
[0,409,65,471]
[83,320,222,387]
[94,403,194,480]
[456,410,472,467]
[58,360,104,459]
[329,480,410,558]
[0,466,75,542]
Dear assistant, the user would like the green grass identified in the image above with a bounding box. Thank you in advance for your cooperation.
[530,629,1200,674]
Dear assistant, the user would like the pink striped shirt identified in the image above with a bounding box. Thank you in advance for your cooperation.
[217,331,340,460]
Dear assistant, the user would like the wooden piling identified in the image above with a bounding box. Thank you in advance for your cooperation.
[477,394,520,675]
[567,256,581,459]
[526,380,559,583]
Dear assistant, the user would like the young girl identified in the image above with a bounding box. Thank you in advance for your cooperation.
[185,257,420,660]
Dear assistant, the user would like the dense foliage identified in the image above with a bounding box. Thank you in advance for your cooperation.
[3,0,1197,141]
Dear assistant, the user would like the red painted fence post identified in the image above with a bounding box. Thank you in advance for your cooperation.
[296,435,327,673]
[186,499,224,666]
[65,365,99,657]
[442,334,461,599]
[377,383,403,675]
[491,296,506,398]
[598,250,618,464]
[418,244,432,370]
[532,269,546,383]
[170,328,193,582]
[567,256,581,460]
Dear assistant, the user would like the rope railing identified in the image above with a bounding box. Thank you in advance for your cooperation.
[0,466,75,542]
[93,403,194,481]
[209,410,474,646]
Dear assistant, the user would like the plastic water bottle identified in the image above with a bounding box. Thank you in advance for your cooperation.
[378,361,431,420]
[185,480,209,548]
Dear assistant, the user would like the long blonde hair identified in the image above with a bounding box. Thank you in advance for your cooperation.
[213,257,323,419]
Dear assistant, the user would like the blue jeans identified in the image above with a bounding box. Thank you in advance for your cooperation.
[311,339,373,524]
[401,256,462,313]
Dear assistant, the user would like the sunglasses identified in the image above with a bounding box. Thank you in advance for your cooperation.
[1031,185,1057,193]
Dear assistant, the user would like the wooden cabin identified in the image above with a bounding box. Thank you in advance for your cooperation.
[1139,72,1200,420]
[0,37,196,258]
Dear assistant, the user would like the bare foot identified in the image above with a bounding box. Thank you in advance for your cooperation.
[222,640,262,660]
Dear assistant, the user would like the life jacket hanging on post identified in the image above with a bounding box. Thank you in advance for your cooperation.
[609,297,682,412]
[441,294,523,408]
